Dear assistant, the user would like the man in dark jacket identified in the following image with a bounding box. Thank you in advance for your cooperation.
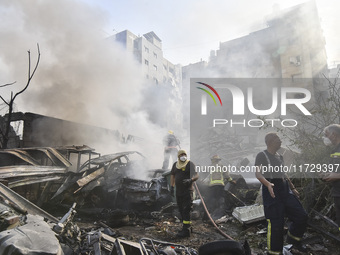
[162,130,180,170]
[322,124,340,231]
[255,133,307,254]
[170,149,198,238]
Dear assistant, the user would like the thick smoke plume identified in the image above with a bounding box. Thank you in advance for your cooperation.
[0,0,174,170]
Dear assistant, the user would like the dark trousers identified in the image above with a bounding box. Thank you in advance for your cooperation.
[207,185,225,211]
[176,192,193,226]
[264,192,308,254]
[162,148,178,169]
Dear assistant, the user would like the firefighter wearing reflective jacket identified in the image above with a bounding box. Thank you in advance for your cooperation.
[207,155,234,214]
[162,130,180,170]
[322,124,340,231]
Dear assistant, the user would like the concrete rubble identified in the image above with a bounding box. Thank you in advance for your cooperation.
[0,146,338,254]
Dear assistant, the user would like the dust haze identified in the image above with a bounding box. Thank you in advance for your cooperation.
[0,0,175,170]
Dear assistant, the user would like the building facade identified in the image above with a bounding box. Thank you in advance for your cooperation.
[111,30,183,131]
[183,1,329,155]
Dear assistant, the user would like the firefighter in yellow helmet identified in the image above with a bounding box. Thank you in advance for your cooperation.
[162,130,180,170]
[206,155,235,218]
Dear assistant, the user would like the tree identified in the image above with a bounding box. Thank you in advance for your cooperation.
[0,44,40,149]
[277,73,340,214]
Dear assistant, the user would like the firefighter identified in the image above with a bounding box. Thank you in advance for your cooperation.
[255,133,307,254]
[322,124,340,231]
[162,130,180,170]
[207,155,235,216]
[170,149,199,237]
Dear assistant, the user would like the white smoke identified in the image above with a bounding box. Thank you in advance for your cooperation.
[0,0,178,169]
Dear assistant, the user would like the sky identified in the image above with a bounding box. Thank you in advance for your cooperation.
[0,0,339,165]
[85,0,340,67]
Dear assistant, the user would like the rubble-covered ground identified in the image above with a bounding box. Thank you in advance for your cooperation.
[0,146,339,254]
[70,203,340,255]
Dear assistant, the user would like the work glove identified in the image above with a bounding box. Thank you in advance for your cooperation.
[170,186,174,197]
[182,178,193,186]
[227,177,237,185]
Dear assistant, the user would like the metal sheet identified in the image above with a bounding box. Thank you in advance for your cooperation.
[0,182,58,223]
[0,165,66,178]
[76,167,105,187]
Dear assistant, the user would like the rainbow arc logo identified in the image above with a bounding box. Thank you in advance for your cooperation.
[196,82,222,115]
[196,82,222,106]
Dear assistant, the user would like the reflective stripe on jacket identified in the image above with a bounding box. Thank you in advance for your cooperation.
[209,165,224,186]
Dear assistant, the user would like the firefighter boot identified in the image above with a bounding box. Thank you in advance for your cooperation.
[176,224,191,238]
[286,235,307,252]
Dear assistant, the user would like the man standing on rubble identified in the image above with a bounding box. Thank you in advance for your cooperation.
[255,132,308,254]
[322,124,340,231]
[170,149,199,238]
[207,155,235,217]
[162,130,180,170]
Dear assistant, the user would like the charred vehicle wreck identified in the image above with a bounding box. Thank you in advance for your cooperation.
[0,147,172,213]
[50,151,172,212]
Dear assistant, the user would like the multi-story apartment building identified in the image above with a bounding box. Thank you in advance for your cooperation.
[113,30,182,87]
[208,1,327,90]
[111,30,183,130]
[183,1,329,154]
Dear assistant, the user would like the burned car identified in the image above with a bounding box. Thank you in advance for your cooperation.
[51,151,172,211]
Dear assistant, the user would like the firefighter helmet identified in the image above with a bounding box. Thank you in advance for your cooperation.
[211,155,221,161]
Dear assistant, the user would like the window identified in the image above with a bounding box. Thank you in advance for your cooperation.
[144,46,149,53]
[153,52,157,58]
[145,59,149,65]
[289,56,301,66]
[153,65,157,71]
[291,73,302,82]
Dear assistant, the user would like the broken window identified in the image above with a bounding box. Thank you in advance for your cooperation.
[289,56,301,66]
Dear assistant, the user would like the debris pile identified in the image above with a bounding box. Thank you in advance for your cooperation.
[0,146,338,254]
